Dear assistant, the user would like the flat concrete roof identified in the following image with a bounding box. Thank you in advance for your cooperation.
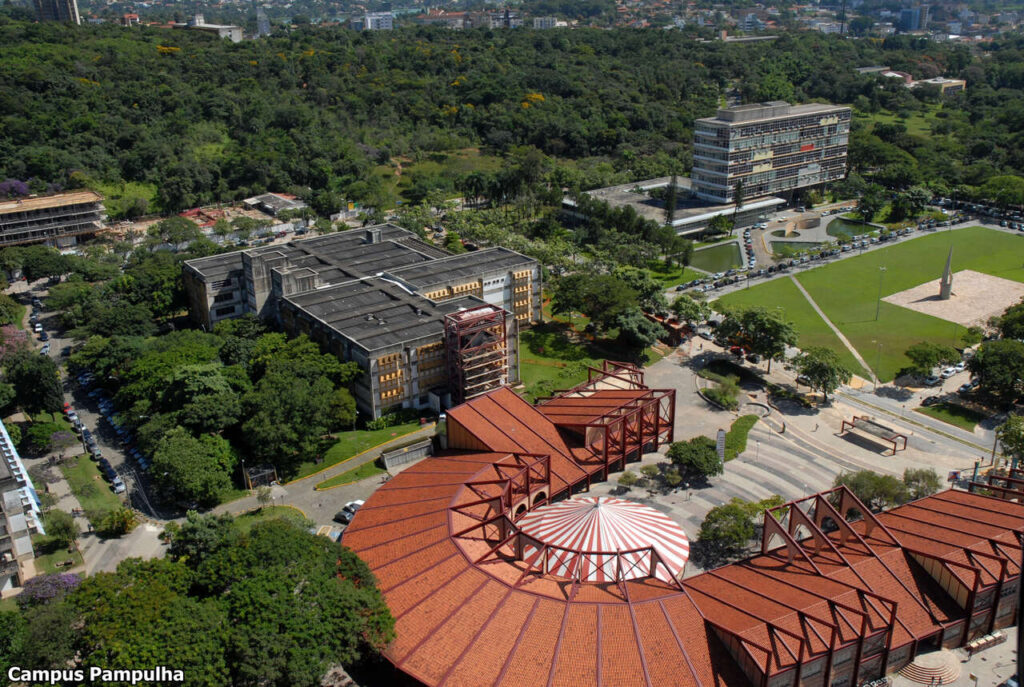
[569,177,784,231]
[0,191,103,215]
[696,101,849,127]
[285,278,483,351]
[389,247,535,287]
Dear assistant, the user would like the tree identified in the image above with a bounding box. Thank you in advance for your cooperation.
[550,274,637,334]
[833,470,907,512]
[995,300,1024,340]
[706,213,733,237]
[146,216,202,249]
[43,510,78,547]
[904,341,960,376]
[23,422,68,455]
[166,511,237,562]
[996,415,1024,466]
[669,294,711,328]
[903,468,940,500]
[968,339,1024,402]
[617,470,638,488]
[0,611,26,677]
[667,436,722,481]
[612,266,667,312]
[698,498,756,557]
[615,308,664,352]
[717,306,798,372]
[857,184,885,222]
[730,179,744,236]
[792,347,852,401]
[4,350,63,414]
[444,231,467,254]
[664,175,678,225]
[98,507,137,537]
[152,428,235,507]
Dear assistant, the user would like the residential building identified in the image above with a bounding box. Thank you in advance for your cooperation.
[183,225,541,418]
[364,11,394,30]
[692,101,852,204]
[255,7,270,36]
[32,0,79,23]
[900,7,921,31]
[0,420,44,593]
[532,15,557,28]
[345,372,1024,687]
[120,12,140,26]
[0,191,105,248]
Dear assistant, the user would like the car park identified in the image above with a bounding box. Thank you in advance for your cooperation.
[112,476,126,494]
[940,367,957,379]
[923,375,941,386]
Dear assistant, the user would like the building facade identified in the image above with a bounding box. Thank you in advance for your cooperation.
[183,225,542,418]
[0,191,105,248]
[692,102,852,204]
[0,420,44,594]
[364,12,394,30]
[32,0,79,23]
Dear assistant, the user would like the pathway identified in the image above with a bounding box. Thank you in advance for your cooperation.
[788,274,876,380]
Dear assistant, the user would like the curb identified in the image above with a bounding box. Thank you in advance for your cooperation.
[285,423,435,485]
[232,503,308,519]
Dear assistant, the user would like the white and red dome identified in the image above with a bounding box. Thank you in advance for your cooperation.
[517,496,690,584]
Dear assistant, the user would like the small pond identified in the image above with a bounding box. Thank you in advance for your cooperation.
[690,242,743,272]
[827,218,874,240]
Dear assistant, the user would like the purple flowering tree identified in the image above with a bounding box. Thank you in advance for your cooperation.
[17,572,81,607]
[0,179,29,199]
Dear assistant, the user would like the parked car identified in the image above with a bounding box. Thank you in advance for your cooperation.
[33,323,42,333]
[333,500,366,524]
[958,381,979,394]
[745,353,761,364]
[940,367,957,379]
[39,332,48,342]
[953,361,966,372]
[112,476,126,494]
[921,396,942,407]
[923,375,941,386]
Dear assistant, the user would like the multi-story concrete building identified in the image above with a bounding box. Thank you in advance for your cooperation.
[0,420,44,593]
[364,11,394,30]
[183,225,541,418]
[692,101,851,204]
[0,191,105,248]
[32,0,79,23]
[532,16,557,28]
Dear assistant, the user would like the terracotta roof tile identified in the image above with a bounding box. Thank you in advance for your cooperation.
[599,604,648,687]
[550,603,598,687]
[388,568,490,661]
[497,598,566,687]
[442,592,537,687]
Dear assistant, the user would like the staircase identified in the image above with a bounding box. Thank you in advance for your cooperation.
[897,651,961,685]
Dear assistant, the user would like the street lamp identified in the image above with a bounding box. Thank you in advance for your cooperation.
[874,266,887,321]
[872,340,883,391]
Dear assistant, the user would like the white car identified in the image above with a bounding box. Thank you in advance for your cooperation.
[940,367,957,379]
[33,323,42,333]
[954,361,966,372]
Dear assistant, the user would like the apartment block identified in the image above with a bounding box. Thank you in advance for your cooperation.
[0,420,44,593]
[692,101,852,204]
[364,12,394,30]
[0,191,105,248]
[32,0,79,23]
[183,225,541,418]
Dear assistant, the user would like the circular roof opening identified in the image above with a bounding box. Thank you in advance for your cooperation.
[516,496,689,584]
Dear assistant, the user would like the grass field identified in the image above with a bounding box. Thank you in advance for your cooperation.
[316,460,387,490]
[293,422,424,481]
[915,402,986,432]
[59,456,122,522]
[232,506,309,535]
[720,227,1024,382]
[717,277,869,379]
[31,534,84,574]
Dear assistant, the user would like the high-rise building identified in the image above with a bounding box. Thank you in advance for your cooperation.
[900,7,921,30]
[32,0,80,24]
[691,101,851,204]
[256,7,271,37]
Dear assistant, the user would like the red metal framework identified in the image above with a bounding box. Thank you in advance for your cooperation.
[450,452,551,543]
[969,467,1024,501]
[444,305,509,405]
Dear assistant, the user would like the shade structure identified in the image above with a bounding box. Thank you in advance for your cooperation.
[517,496,689,583]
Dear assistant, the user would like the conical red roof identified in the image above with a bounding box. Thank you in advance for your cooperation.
[517,496,689,583]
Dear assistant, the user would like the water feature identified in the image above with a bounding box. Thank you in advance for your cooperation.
[771,229,799,238]
[827,218,875,240]
[690,242,743,272]
[771,241,823,256]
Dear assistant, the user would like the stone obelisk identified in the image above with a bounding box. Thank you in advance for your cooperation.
[939,246,953,300]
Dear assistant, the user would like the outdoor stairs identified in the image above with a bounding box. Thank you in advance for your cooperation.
[897,652,961,685]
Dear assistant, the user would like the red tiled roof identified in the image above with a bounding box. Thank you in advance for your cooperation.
[345,387,1024,687]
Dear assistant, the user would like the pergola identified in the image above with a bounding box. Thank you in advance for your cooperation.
[840,416,908,454]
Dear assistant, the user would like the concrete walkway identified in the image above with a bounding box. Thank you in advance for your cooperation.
[788,274,876,379]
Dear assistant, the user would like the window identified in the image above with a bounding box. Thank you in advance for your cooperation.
[213,292,235,304]
[214,305,236,317]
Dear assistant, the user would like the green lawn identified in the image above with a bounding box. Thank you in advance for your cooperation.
[646,264,705,289]
[855,104,947,138]
[232,506,309,535]
[716,277,869,379]
[725,415,759,461]
[915,402,987,432]
[31,534,84,574]
[293,422,424,481]
[316,460,387,490]
[59,456,122,521]
[722,227,1024,382]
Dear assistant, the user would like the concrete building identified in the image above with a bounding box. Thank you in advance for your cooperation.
[532,15,557,29]
[0,191,105,248]
[184,15,244,41]
[692,101,851,204]
[241,192,307,217]
[900,7,922,30]
[364,11,394,30]
[0,420,44,593]
[183,225,541,418]
[32,0,79,23]
[914,76,966,94]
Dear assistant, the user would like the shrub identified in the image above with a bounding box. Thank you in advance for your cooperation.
[704,385,739,410]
